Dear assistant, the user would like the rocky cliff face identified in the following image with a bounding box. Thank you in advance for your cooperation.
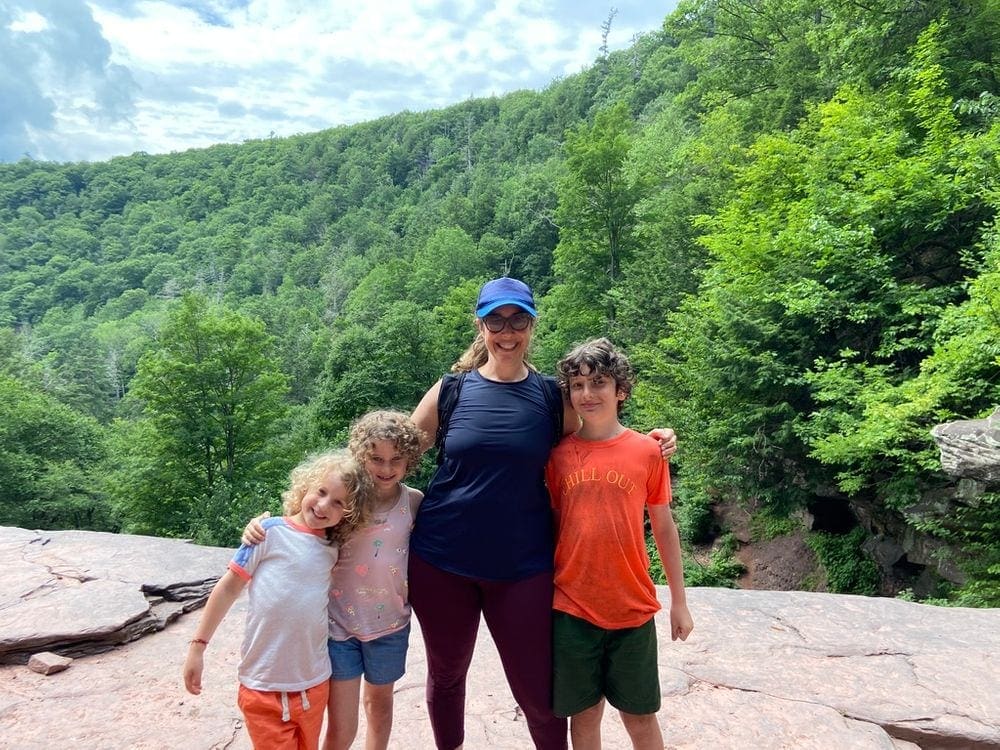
[728,410,1000,599]
[1,525,998,749]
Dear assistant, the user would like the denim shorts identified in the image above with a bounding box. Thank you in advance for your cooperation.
[327,622,411,685]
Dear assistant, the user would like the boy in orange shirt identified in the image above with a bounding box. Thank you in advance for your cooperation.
[545,338,693,750]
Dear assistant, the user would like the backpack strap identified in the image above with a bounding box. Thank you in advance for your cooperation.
[539,374,564,446]
[435,372,466,464]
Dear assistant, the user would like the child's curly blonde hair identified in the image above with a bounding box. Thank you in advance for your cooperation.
[281,449,371,544]
[348,410,424,470]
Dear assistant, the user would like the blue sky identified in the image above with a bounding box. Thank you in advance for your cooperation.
[1,0,679,164]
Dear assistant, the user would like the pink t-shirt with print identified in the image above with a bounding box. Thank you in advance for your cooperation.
[328,484,420,641]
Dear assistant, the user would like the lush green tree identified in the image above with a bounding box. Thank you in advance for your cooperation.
[0,374,111,530]
[806,217,1000,604]
[538,102,647,366]
[492,159,563,289]
[338,258,412,326]
[405,226,491,306]
[638,24,998,594]
[28,305,118,420]
[115,294,290,542]
[313,301,445,437]
[238,280,331,403]
[611,100,737,343]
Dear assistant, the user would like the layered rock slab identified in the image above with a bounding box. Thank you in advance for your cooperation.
[0,526,231,663]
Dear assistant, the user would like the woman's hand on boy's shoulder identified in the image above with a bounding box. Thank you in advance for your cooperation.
[647,428,677,460]
[241,511,270,546]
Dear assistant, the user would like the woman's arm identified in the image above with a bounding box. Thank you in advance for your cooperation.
[411,379,443,454]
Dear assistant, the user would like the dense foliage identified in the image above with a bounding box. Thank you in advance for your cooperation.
[2,1,998,603]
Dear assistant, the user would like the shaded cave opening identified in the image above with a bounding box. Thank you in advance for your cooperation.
[806,497,858,534]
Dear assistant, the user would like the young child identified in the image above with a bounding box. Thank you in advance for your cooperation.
[544,338,694,750]
[243,410,424,750]
[183,449,369,750]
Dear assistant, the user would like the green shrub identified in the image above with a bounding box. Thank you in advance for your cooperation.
[749,510,800,541]
[672,484,716,544]
[658,533,745,588]
[806,527,879,594]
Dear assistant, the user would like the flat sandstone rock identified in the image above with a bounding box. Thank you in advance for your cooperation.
[0,526,997,749]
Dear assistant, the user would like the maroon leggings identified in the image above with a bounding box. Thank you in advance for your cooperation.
[408,553,568,750]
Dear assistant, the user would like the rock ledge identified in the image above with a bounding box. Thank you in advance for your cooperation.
[1,526,998,749]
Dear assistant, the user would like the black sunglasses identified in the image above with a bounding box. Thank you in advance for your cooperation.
[482,312,533,333]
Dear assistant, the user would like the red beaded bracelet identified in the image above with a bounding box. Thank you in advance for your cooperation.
[190,638,209,646]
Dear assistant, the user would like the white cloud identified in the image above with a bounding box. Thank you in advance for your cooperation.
[8,9,50,32]
[1,0,677,163]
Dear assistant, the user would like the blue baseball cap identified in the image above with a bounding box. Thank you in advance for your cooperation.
[476,277,537,317]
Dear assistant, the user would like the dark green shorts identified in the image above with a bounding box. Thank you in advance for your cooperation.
[552,610,661,718]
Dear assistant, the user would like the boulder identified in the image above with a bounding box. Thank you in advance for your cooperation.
[27,651,73,675]
[1,526,998,749]
[931,407,1000,483]
[0,526,231,664]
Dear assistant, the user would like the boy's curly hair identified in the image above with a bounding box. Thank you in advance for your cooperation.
[555,337,636,415]
[281,449,372,545]
[348,410,424,471]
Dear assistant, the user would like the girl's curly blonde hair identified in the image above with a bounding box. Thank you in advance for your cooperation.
[348,410,424,470]
[281,449,372,545]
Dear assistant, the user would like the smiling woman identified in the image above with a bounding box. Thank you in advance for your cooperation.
[408,276,571,750]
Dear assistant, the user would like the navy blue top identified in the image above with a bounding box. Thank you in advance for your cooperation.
[411,369,558,581]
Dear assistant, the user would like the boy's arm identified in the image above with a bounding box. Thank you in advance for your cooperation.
[648,503,694,642]
[183,569,247,695]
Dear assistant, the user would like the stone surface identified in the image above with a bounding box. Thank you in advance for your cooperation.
[932,407,1000,483]
[0,526,230,664]
[1,526,999,749]
[27,651,73,675]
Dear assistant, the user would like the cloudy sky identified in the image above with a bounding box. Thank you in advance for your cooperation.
[1,0,680,165]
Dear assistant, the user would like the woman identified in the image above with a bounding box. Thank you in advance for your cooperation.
[409,277,676,750]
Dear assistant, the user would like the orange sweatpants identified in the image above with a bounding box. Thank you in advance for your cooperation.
[237,680,329,749]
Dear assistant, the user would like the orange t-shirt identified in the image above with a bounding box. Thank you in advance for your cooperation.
[545,429,670,629]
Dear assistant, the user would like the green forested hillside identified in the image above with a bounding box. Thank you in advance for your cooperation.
[2,0,998,604]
